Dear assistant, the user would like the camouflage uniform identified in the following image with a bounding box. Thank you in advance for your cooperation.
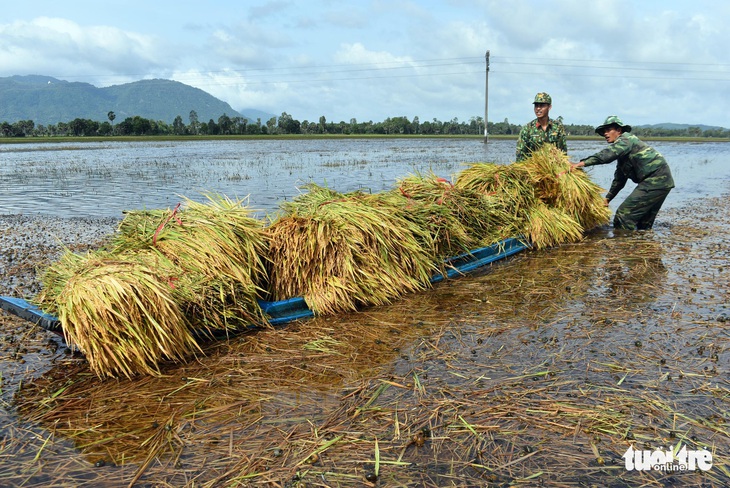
[582,116,674,230]
[515,118,567,162]
[515,93,567,162]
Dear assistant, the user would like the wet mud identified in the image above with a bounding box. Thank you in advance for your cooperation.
[0,196,728,487]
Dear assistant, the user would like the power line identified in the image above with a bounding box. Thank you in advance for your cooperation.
[47,54,730,88]
[493,54,730,69]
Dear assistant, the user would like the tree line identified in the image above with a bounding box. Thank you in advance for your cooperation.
[1,111,728,139]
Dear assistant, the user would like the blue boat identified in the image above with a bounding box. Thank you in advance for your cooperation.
[0,237,528,337]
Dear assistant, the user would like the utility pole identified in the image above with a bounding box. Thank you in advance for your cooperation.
[483,50,490,144]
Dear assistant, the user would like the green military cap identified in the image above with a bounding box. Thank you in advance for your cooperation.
[595,115,632,135]
[533,92,552,104]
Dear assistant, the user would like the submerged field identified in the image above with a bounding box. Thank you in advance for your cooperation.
[0,187,728,486]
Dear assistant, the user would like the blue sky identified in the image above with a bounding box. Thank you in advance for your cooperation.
[1,0,728,127]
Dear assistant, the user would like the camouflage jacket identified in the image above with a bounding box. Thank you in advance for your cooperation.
[515,117,567,162]
[582,133,675,202]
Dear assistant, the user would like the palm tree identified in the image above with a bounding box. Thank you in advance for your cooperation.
[107,111,116,134]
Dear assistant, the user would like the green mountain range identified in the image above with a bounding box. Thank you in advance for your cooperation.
[636,122,725,132]
[0,75,274,126]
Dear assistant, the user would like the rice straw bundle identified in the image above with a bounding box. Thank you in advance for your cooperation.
[49,251,201,378]
[267,184,437,315]
[522,201,584,250]
[390,171,514,253]
[454,162,537,229]
[112,194,269,331]
[34,250,88,316]
[265,215,357,313]
[387,172,475,257]
[516,145,611,230]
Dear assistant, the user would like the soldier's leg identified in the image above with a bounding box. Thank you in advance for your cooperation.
[614,188,670,230]
[636,189,670,229]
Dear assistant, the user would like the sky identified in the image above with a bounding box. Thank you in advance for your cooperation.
[1,0,728,128]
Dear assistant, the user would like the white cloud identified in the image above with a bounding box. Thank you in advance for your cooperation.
[0,17,165,80]
[0,1,727,127]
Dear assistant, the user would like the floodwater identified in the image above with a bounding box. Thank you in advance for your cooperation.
[0,138,728,218]
[0,137,729,487]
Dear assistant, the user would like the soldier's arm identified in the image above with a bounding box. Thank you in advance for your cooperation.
[515,127,528,161]
[556,122,568,154]
[581,147,617,167]
[583,135,631,167]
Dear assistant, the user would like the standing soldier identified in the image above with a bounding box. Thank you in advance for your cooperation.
[515,92,567,162]
[571,116,674,230]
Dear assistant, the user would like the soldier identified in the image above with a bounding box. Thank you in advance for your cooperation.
[515,92,567,162]
[571,115,674,230]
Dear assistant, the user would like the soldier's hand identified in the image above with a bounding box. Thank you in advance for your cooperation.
[570,161,585,171]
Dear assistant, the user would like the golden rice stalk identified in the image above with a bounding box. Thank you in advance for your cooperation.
[387,171,516,255]
[454,162,538,226]
[382,172,474,257]
[522,202,584,250]
[52,251,201,378]
[516,145,611,230]
[267,184,437,315]
[111,194,269,330]
[35,249,88,316]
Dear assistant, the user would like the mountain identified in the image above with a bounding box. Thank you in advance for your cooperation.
[238,108,278,123]
[0,75,273,126]
[637,122,725,132]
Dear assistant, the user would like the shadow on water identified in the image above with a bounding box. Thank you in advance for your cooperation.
[8,224,728,486]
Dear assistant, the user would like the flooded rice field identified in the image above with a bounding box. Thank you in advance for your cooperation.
[0,138,729,486]
[0,138,728,218]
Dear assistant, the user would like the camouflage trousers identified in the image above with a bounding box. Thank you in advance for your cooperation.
[614,186,672,230]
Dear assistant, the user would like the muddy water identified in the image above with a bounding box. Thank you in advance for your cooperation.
[0,139,728,486]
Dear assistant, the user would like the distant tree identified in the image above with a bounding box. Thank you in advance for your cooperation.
[207,118,219,135]
[98,121,113,136]
[218,113,232,134]
[277,112,300,134]
[172,115,186,135]
[132,116,152,135]
[244,118,262,135]
[468,116,482,135]
[107,111,116,127]
[69,118,91,136]
[12,120,35,137]
[266,116,277,134]
[382,116,411,134]
[231,116,248,135]
[189,110,199,135]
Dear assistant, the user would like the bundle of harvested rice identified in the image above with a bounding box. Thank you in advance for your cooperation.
[112,194,269,331]
[384,173,474,257]
[34,250,87,317]
[267,184,437,315]
[522,201,584,250]
[392,171,514,252]
[47,250,200,378]
[454,162,537,233]
[516,145,611,230]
